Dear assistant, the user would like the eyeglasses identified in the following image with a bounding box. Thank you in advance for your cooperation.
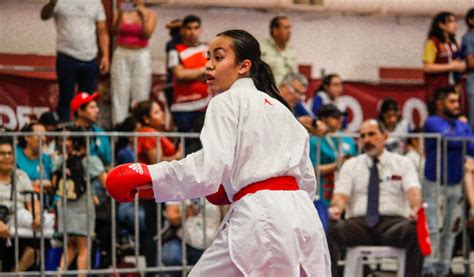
[286,84,307,98]
[0,151,13,158]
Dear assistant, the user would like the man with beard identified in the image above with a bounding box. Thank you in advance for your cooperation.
[327,119,423,277]
[422,86,474,275]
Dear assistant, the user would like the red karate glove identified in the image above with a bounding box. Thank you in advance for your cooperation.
[106,163,155,202]
[206,185,230,206]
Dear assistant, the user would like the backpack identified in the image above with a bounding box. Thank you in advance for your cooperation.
[56,155,86,201]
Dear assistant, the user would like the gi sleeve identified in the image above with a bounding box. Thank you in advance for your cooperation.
[298,137,317,200]
[149,94,238,202]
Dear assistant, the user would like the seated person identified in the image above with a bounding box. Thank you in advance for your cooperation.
[278,72,326,136]
[0,136,42,272]
[133,100,182,164]
[132,100,183,268]
[305,73,348,128]
[377,97,411,153]
[327,119,423,277]
[163,198,224,276]
[16,122,54,205]
[310,104,357,207]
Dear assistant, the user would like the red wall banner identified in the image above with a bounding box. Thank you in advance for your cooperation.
[0,71,428,131]
[307,80,427,132]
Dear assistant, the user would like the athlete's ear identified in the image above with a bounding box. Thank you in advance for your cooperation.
[238,59,252,75]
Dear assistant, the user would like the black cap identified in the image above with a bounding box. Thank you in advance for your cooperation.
[316,104,343,118]
[38,111,60,126]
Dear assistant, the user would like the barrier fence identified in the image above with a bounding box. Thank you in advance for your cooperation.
[0,131,473,275]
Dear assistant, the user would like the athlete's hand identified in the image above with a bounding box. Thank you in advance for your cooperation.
[106,163,155,202]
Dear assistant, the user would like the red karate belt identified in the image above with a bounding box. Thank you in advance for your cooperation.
[206,176,299,205]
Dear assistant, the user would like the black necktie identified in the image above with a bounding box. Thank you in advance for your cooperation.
[366,158,380,227]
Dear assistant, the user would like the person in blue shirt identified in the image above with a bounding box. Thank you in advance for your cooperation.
[70,92,112,167]
[309,104,357,231]
[16,122,54,192]
[278,72,326,137]
[305,74,348,129]
[422,85,474,276]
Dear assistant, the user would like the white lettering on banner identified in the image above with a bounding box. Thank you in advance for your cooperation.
[338,97,428,132]
[338,95,363,132]
[0,105,17,130]
[402,98,428,128]
[17,106,50,129]
[0,105,50,130]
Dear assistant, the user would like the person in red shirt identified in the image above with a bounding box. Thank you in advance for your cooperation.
[133,100,182,164]
[132,99,182,268]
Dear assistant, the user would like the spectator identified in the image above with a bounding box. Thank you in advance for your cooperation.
[164,19,183,108]
[132,100,182,269]
[463,159,474,220]
[327,119,423,277]
[40,0,110,121]
[110,0,157,126]
[16,122,54,201]
[53,127,106,276]
[310,104,357,207]
[162,199,224,276]
[405,127,425,179]
[0,136,42,272]
[377,97,411,153]
[168,15,209,155]
[423,12,465,115]
[307,74,348,128]
[38,111,61,156]
[278,72,326,136]
[70,92,112,166]
[261,14,296,86]
[133,100,182,165]
[462,8,474,128]
[422,86,474,275]
[114,116,136,166]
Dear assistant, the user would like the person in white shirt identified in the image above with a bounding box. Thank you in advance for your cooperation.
[40,0,110,121]
[105,29,331,276]
[327,119,423,276]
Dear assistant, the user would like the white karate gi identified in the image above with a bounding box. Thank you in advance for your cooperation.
[149,78,331,276]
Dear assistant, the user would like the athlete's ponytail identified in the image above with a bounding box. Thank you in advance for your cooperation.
[217,29,291,110]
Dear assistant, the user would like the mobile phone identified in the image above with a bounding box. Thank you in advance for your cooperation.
[120,2,136,12]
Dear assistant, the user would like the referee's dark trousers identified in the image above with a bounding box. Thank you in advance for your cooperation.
[327,216,423,277]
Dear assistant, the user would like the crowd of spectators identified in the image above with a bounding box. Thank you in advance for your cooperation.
[4,1,474,276]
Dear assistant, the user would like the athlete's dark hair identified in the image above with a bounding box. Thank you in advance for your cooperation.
[217,29,290,110]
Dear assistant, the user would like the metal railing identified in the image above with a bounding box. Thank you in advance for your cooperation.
[0,130,473,275]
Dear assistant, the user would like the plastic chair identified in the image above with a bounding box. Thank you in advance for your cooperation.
[343,246,406,277]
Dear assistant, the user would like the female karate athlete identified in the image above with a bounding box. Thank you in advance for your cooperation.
[106,29,331,276]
